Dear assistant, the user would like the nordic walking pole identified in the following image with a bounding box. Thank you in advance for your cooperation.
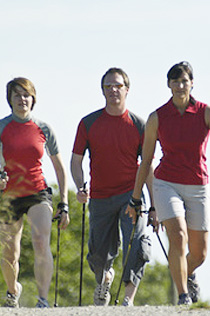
[148,217,168,261]
[79,182,87,306]
[52,214,61,307]
[115,209,142,306]
[156,231,168,261]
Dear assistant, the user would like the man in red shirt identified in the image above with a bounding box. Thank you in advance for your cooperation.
[71,68,156,306]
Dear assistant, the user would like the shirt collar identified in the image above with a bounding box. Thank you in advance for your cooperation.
[168,95,197,114]
[12,112,32,123]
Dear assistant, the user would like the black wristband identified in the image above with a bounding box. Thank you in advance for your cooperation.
[148,206,156,212]
[57,202,69,214]
[129,196,142,208]
[0,171,7,180]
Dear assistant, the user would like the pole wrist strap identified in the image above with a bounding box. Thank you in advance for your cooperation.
[129,196,142,208]
[57,202,69,214]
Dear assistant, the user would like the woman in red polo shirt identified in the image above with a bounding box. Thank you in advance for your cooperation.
[126,62,210,305]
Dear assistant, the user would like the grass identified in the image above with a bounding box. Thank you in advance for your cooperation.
[189,300,210,310]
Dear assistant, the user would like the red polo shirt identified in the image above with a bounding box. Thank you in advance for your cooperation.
[154,97,210,185]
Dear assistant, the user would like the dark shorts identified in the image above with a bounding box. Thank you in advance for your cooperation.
[0,187,53,224]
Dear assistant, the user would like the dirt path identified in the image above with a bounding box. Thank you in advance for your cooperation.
[0,306,210,316]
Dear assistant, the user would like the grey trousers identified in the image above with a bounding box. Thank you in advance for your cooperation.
[87,190,152,287]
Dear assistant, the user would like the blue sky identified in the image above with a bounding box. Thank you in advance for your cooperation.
[1,0,210,302]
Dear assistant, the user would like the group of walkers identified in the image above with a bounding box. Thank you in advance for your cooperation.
[0,61,209,308]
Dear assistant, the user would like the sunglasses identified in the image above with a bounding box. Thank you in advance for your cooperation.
[103,83,125,90]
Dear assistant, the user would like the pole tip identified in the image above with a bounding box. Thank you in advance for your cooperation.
[114,299,119,306]
[54,303,58,307]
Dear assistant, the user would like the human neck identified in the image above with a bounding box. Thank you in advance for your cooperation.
[172,96,190,114]
[105,102,127,116]
[12,111,31,121]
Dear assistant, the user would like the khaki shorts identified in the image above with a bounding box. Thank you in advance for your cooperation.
[153,178,210,231]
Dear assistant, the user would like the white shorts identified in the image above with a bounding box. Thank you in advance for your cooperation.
[153,178,210,231]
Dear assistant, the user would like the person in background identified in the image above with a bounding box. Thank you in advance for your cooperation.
[0,77,70,308]
[126,61,210,305]
[71,67,157,306]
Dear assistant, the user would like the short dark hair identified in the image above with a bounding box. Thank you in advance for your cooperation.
[167,61,194,81]
[7,77,36,110]
[101,67,130,91]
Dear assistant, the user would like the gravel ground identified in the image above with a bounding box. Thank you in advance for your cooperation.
[0,306,210,316]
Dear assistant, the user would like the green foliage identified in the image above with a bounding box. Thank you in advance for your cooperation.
[190,301,210,309]
[0,186,177,307]
[134,262,172,305]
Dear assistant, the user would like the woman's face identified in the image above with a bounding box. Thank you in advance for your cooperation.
[168,71,193,100]
[10,85,33,118]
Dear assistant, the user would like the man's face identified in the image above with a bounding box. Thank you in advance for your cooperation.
[102,72,129,106]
